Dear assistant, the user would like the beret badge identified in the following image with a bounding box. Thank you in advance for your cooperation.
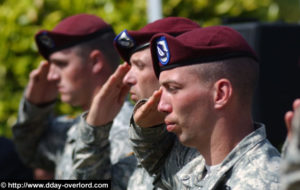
[115,30,135,48]
[38,32,55,49]
[156,36,170,65]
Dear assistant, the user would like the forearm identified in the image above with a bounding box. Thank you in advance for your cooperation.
[12,97,55,169]
[129,115,176,175]
[108,101,134,164]
[72,112,112,179]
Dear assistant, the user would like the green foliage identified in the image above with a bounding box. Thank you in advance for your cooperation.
[275,0,300,22]
[0,0,299,138]
[0,0,148,137]
[163,0,280,26]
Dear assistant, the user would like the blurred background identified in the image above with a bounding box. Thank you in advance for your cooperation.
[0,0,300,148]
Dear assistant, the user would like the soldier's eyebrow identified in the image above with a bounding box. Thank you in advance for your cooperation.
[49,58,68,65]
[130,58,146,66]
[49,57,66,62]
[161,79,180,87]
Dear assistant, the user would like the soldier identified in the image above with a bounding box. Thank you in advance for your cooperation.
[130,26,281,189]
[12,14,135,189]
[113,17,201,189]
[281,98,300,190]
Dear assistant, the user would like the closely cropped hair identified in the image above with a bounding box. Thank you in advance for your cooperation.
[191,57,259,102]
[75,32,120,71]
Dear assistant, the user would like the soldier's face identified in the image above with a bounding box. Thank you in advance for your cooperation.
[123,48,160,102]
[48,48,94,108]
[158,65,214,148]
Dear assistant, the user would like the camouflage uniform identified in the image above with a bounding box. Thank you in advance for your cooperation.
[127,164,159,190]
[281,107,300,190]
[12,97,135,189]
[129,101,281,190]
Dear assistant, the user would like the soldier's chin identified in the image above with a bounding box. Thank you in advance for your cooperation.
[130,94,139,102]
[60,94,72,104]
[59,94,83,108]
[178,135,195,148]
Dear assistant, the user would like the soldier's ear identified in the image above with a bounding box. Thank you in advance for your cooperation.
[213,78,232,110]
[89,50,104,74]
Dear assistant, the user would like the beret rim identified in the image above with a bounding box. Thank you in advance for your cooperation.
[156,52,259,78]
[35,27,114,59]
[113,17,201,63]
[151,26,259,78]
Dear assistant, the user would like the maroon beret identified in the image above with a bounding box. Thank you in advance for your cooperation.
[150,26,259,78]
[113,17,200,63]
[35,14,114,59]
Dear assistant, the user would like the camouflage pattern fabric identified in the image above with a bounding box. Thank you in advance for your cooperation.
[12,97,136,189]
[174,124,281,190]
[129,100,281,190]
[127,163,161,190]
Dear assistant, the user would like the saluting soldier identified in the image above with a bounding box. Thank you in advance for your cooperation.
[113,17,201,189]
[12,14,135,189]
[130,26,281,189]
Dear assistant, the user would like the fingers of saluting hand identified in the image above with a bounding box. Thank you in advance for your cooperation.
[114,63,131,84]
[98,63,131,104]
[293,99,300,111]
[138,88,162,117]
[285,99,300,140]
[152,88,163,105]
[29,61,49,81]
[285,111,293,140]
[118,84,130,104]
[134,88,164,128]
[109,63,130,87]
[146,88,162,112]
[102,63,130,92]
[39,61,50,77]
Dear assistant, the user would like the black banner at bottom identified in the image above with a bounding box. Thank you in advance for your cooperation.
[0,180,111,189]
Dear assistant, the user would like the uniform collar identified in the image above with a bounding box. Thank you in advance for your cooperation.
[177,123,267,189]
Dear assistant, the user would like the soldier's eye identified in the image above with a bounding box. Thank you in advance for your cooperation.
[166,85,179,93]
[136,63,144,70]
[53,61,67,68]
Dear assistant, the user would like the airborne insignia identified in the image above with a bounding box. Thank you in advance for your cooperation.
[115,29,135,48]
[156,36,170,65]
[38,32,55,49]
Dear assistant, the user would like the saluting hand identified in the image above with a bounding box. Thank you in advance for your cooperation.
[133,88,166,128]
[86,63,131,126]
[25,61,58,105]
[285,99,300,141]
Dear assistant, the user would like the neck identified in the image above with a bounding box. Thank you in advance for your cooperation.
[81,93,93,111]
[81,80,105,111]
[82,102,91,111]
[196,110,254,166]
[81,66,112,111]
